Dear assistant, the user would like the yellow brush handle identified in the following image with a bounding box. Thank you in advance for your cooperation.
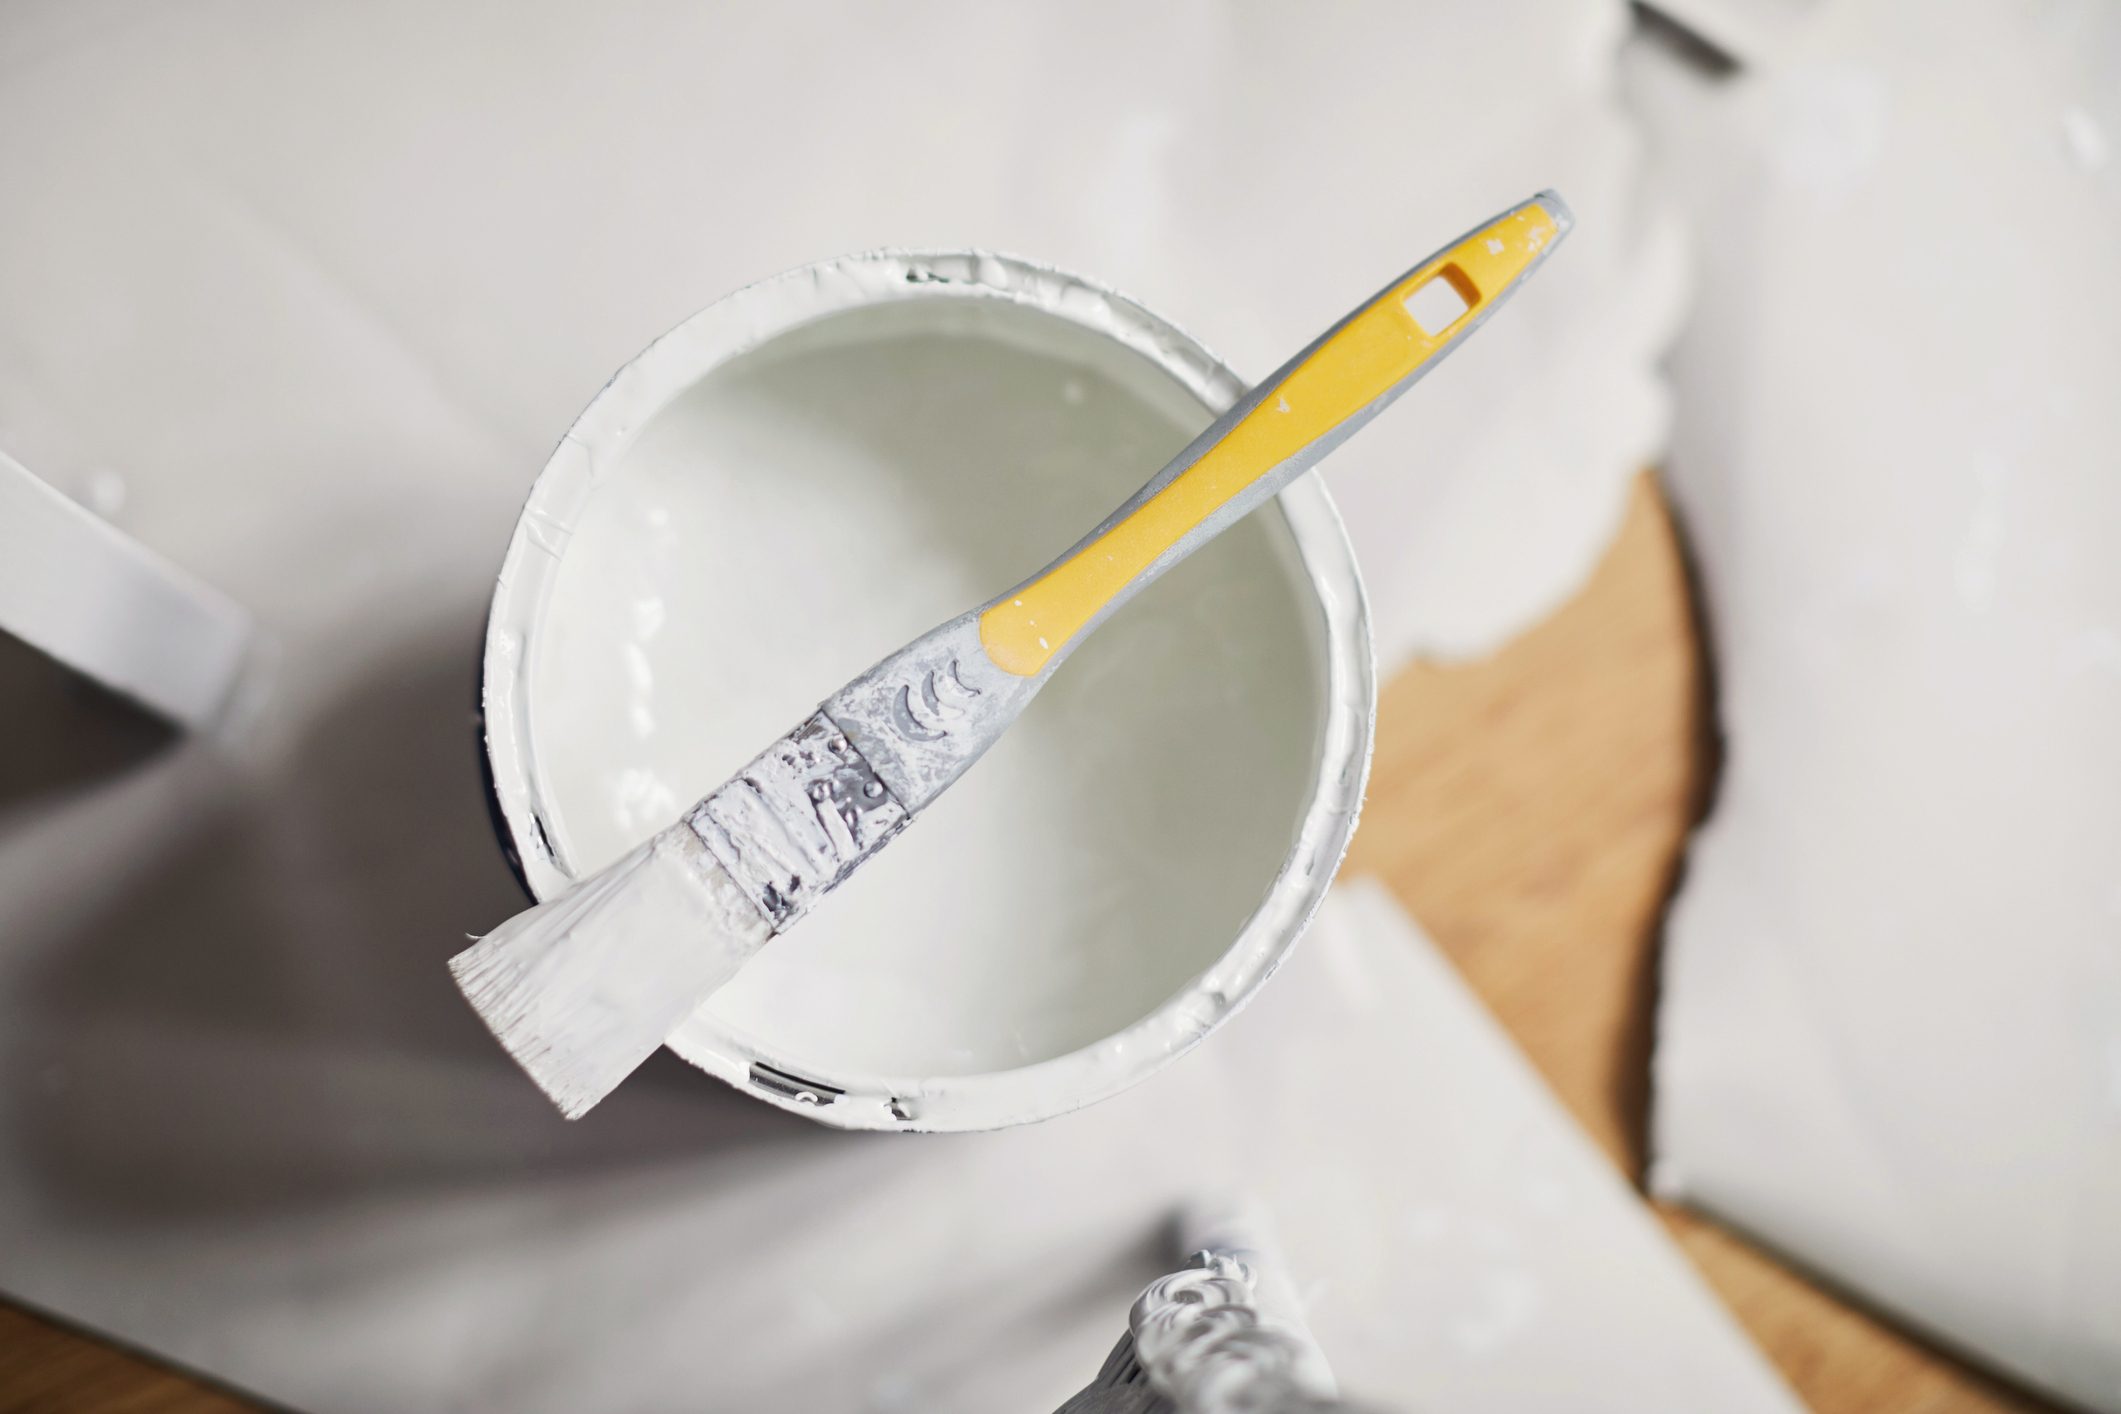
[977,193,1569,678]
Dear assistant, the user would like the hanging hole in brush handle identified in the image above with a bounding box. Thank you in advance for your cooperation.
[0,449,251,729]
[976,191,1573,680]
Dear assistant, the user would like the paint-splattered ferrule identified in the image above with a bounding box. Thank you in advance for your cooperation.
[687,712,910,930]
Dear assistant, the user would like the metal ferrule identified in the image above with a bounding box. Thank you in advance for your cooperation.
[686,712,911,930]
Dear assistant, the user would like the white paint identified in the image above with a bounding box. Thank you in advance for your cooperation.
[75,466,128,518]
[489,254,1375,1129]
[1763,62,1890,196]
[2063,105,2109,172]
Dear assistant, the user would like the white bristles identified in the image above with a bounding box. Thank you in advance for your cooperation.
[449,824,774,1118]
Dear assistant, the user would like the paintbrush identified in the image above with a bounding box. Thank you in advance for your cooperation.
[452,192,1573,1117]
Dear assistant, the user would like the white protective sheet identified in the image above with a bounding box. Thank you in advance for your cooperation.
[0,450,250,729]
[0,3,1708,1408]
[1631,3,2121,1409]
[4,847,1803,1412]
[0,1,1678,677]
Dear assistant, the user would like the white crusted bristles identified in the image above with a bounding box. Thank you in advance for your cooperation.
[448,824,773,1118]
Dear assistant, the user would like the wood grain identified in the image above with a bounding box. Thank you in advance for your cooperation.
[0,1304,252,1414]
[0,474,2051,1412]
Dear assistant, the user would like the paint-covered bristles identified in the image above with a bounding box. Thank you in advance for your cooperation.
[448,826,773,1118]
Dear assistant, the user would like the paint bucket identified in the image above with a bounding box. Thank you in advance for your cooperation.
[481,251,1373,1131]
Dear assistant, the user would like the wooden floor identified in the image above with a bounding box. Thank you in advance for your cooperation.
[0,476,2050,1413]
[0,1304,254,1413]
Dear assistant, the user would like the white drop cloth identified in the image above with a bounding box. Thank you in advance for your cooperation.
[1631,4,2121,1409]
[0,3,1698,1407]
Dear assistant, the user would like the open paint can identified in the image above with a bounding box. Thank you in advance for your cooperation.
[481,251,1373,1131]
